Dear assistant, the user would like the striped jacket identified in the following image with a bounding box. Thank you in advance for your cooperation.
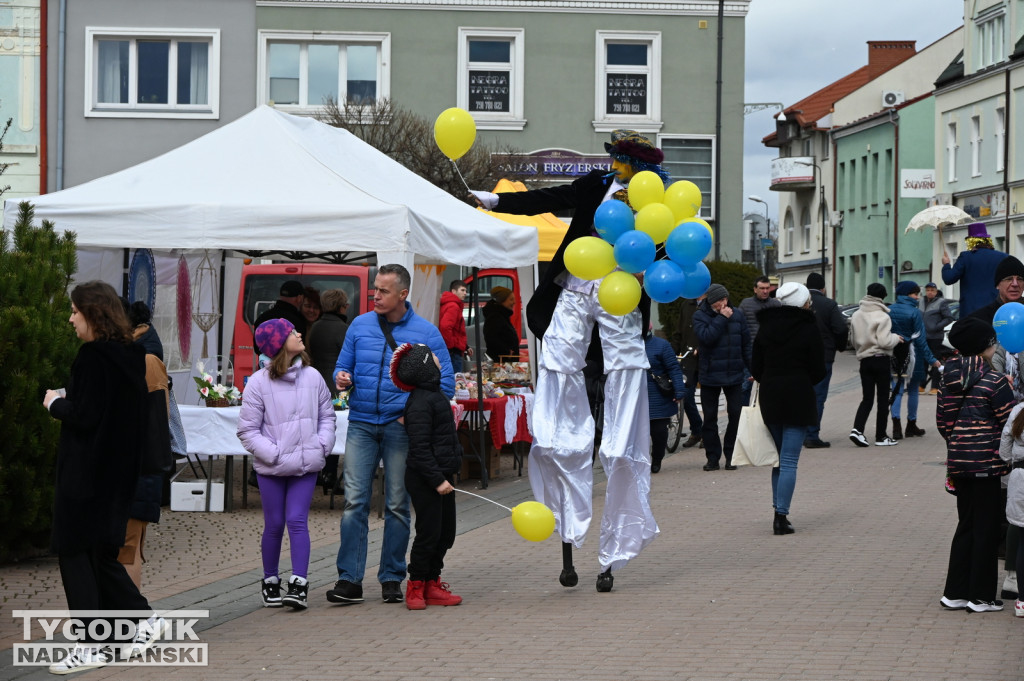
[937,353,1014,478]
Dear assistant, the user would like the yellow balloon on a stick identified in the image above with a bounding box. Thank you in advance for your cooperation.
[433,108,476,161]
[564,237,616,280]
[511,501,556,542]
[664,181,702,221]
[598,271,642,316]
[627,171,665,210]
[635,203,676,244]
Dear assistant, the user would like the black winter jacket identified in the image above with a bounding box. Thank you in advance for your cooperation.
[809,289,848,361]
[483,301,519,361]
[692,300,752,386]
[751,306,826,426]
[403,378,463,488]
[307,312,349,395]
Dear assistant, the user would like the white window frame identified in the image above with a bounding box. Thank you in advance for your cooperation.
[593,30,662,134]
[85,27,220,119]
[995,106,1005,172]
[970,114,982,177]
[457,27,525,131]
[976,8,1005,69]
[784,210,794,256]
[946,120,958,183]
[257,30,391,115]
[800,206,812,253]
[658,133,715,220]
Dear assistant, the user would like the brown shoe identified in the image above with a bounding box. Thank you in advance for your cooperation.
[929,389,938,395]
[682,434,702,448]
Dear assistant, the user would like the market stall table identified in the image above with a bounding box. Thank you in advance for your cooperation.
[455,393,533,479]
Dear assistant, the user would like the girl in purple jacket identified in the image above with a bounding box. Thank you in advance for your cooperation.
[238,318,336,610]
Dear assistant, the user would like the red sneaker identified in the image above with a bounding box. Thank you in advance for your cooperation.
[405,580,426,610]
[424,578,462,606]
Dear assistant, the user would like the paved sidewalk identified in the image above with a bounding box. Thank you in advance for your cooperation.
[3,352,1023,680]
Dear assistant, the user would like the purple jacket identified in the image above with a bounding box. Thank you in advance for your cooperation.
[237,361,336,477]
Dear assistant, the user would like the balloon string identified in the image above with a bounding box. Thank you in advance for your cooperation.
[451,488,512,512]
[450,159,472,195]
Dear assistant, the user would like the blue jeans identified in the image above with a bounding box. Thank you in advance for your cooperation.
[890,376,920,421]
[448,349,463,373]
[767,424,804,516]
[805,360,834,442]
[336,420,411,584]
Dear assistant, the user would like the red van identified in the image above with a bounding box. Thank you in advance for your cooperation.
[230,263,372,387]
[462,268,528,362]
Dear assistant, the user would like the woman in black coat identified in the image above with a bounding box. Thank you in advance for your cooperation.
[750,282,825,536]
[42,282,162,672]
[483,286,520,362]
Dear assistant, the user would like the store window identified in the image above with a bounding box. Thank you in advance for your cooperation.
[457,28,525,130]
[594,31,661,132]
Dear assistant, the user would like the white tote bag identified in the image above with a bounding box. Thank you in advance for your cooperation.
[732,382,779,467]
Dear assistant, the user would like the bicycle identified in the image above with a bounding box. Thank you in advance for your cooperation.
[666,348,693,453]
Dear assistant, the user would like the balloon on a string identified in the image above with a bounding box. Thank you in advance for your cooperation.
[613,230,656,273]
[665,220,713,266]
[664,181,702,222]
[433,108,476,161]
[594,200,635,244]
[627,171,665,210]
[680,261,712,299]
[644,259,686,303]
[598,271,642,316]
[511,501,556,542]
[994,302,1024,353]
[635,203,676,244]
[564,237,616,281]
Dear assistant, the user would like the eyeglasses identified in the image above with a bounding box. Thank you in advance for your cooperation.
[1000,276,1024,285]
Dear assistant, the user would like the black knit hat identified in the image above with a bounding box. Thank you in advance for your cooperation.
[389,343,439,391]
[994,256,1024,286]
[806,272,826,290]
[948,317,996,356]
[867,283,887,299]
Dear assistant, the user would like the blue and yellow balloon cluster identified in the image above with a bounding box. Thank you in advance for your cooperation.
[564,172,713,315]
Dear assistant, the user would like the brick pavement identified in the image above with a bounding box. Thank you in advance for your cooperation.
[3,351,1023,680]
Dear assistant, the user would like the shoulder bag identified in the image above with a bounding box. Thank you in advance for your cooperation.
[732,381,779,467]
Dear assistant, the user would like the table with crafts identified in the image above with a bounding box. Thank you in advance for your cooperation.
[454,391,533,480]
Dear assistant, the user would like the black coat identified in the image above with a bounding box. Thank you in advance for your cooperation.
[403,380,462,488]
[809,289,848,361]
[692,300,752,386]
[253,300,306,354]
[751,306,826,426]
[307,312,349,395]
[50,340,148,553]
[483,301,519,361]
[493,169,650,338]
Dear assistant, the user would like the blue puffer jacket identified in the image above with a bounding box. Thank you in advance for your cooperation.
[334,303,454,424]
[889,295,935,383]
[645,334,687,419]
[692,300,752,387]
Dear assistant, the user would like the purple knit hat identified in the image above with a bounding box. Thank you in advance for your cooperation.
[255,318,295,358]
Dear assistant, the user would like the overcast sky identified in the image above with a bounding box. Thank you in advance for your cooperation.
[742,0,967,222]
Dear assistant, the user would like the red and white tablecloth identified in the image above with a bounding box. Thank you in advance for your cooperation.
[455,394,533,447]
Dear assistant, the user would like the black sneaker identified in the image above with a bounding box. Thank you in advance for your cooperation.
[282,577,309,610]
[261,579,283,608]
[804,439,831,449]
[326,579,364,604]
[382,580,404,603]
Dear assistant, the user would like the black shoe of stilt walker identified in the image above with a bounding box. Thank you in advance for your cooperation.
[596,568,614,593]
[559,542,578,587]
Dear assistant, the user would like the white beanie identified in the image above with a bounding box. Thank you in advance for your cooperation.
[776,282,810,308]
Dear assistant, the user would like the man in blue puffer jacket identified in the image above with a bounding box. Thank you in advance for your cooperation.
[889,280,941,440]
[693,283,752,471]
[326,264,454,607]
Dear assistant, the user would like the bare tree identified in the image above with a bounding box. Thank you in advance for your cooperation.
[317,97,530,199]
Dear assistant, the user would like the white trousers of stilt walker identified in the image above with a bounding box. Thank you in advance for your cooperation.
[528,285,659,572]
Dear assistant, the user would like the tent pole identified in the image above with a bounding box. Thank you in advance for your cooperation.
[471,267,489,489]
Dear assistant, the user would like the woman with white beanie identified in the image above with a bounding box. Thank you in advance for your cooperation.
[750,282,826,535]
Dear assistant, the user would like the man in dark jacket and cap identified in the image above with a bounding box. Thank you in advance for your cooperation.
[253,280,307,355]
[804,272,848,448]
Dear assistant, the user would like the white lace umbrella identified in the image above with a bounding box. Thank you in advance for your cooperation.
[904,205,972,235]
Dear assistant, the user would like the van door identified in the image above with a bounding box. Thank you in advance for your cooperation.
[462,269,526,362]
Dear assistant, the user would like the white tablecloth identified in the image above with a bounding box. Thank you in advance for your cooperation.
[179,405,348,457]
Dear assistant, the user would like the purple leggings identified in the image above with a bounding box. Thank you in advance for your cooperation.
[257,471,318,580]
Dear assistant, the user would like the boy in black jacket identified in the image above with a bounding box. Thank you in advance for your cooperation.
[390,343,463,610]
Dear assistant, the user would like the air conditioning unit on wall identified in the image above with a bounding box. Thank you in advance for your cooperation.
[882,90,905,107]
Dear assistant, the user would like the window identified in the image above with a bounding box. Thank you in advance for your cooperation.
[659,135,714,219]
[970,115,982,176]
[594,31,661,132]
[784,210,794,256]
[996,107,1005,172]
[946,121,958,182]
[801,206,812,252]
[85,28,219,118]
[976,9,1005,69]
[258,31,390,113]
[871,153,879,205]
[457,28,525,130]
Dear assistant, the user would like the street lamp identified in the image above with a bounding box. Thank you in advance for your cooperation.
[748,195,769,275]
[794,160,826,279]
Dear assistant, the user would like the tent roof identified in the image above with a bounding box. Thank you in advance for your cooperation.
[481,179,568,262]
[2,106,538,268]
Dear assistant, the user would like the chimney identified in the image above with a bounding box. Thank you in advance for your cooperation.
[866,41,917,77]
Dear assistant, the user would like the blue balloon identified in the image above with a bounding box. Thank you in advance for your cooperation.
[644,259,686,303]
[680,261,712,299]
[613,230,656,274]
[994,302,1024,353]
[594,200,635,244]
[665,220,713,267]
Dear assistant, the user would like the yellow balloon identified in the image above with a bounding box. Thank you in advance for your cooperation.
[627,171,665,210]
[564,236,616,280]
[690,217,714,239]
[664,181,702,221]
[635,203,676,244]
[511,501,556,542]
[598,271,642,316]
[433,108,476,160]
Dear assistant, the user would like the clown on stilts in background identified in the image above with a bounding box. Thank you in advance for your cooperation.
[471,130,663,592]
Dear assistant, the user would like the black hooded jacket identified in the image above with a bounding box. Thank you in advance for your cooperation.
[402,372,462,488]
[751,306,826,426]
[483,300,519,361]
